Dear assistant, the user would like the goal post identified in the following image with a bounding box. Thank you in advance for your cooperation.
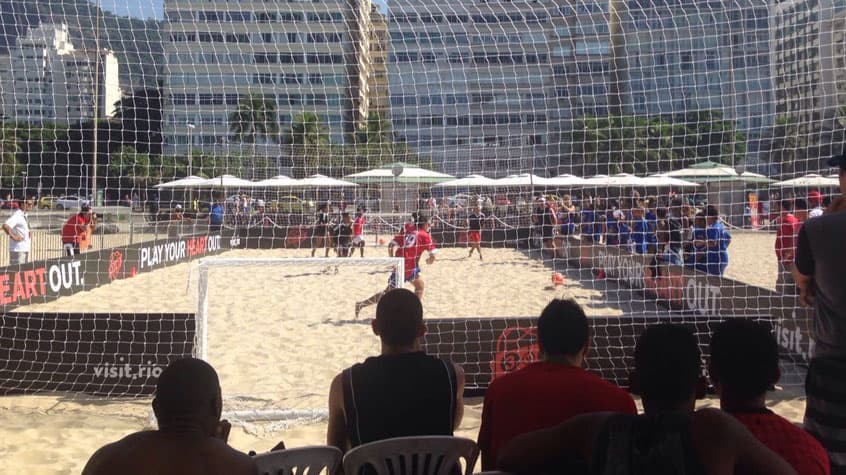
[194,256,403,423]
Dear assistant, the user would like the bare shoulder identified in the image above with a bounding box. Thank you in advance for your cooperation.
[211,440,257,475]
[82,431,157,475]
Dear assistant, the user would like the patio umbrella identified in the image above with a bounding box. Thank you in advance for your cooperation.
[544,174,590,187]
[432,174,499,188]
[345,162,454,184]
[252,175,301,188]
[772,174,840,188]
[663,161,773,185]
[200,175,256,188]
[297,174,358,188]
[153,175,208,188]
[493,174,552,187]
[640,175,701,188]
[582,173,646,187]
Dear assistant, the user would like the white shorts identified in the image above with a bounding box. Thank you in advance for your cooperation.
[352,235,365,245]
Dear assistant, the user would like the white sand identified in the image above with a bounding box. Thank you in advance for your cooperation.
[0,235,799,474]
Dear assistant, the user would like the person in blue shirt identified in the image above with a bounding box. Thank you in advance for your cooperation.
[605,209,630,247]
[698,205,731,276]
[209,198,224,231]
[580,203,597,242]
[630,206,655,254]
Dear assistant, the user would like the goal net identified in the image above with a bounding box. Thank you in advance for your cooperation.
[0,0,837,422]
[195,256,403,426]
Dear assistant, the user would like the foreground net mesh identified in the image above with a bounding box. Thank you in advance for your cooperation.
[0,0,838,405]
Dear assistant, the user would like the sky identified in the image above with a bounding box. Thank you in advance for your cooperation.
[97,0,387,20]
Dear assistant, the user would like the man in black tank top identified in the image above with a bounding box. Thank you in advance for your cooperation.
[327,289,465,452]
[498,324,798,475]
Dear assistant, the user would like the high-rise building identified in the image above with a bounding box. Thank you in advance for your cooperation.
[368,5,389,116]
[2,24,120,125]
[387,0,555,176]
[770,0,846,175]
[622,0,773,150]
[162,0,372,173]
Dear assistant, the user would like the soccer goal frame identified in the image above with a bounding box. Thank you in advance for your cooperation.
[193,256,404,423]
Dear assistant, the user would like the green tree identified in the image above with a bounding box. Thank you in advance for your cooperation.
[108,146,153,195]
[283,112,331,177]
[0,126,22,191]
[229,93,280,178]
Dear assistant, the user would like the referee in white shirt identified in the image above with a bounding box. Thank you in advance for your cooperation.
[3,199,33,264]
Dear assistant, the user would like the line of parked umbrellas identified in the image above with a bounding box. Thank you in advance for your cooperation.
[153,163,840,190]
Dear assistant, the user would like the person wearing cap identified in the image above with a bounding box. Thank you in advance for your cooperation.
[168,204,185,239]
[3,199,33,264]
[81,358,256,475]
[61,203,96,256]
[808,190,824,219]
[793,146,846,473]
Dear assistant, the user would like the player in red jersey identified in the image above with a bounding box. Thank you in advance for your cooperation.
[351,209,367,257]
[355,213,436,318]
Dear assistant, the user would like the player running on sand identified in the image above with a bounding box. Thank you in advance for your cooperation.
[354,213,436,318]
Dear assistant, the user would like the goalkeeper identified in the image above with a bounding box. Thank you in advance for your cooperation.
[355,213,436,318]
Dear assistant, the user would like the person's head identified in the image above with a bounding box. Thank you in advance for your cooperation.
[632,206,645,218]
[80,203,92,216]
[694,211,706,228]
[823,195,833,209]
[828,146,846,193]
[536,299,589,363]
[175,204,183,212]
[152,358,222,434]
[373,288,425,349]
[705,204,720,224]
[808,190,823,208]
[415,212,430,230]
[779,199,794,214]
[709,319,779,408]
[632,324,703,412]
[342,212,351,223]
[21,199,33,211]
[474,206,481,214]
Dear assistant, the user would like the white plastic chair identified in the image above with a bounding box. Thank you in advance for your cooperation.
[254,445,343,475]
[342,436,480,475]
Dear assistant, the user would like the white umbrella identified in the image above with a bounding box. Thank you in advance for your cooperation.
[252,175,301,188]
[154,175,208,188]
[297,174,358,188]
[432,174,499,188]
[201,175,256,188]
[641,175,701,188]
[345,162,454,184]
[494,174,551,187]
[582,173,646,187]
[544,174,590,187]
[772,174,839,188]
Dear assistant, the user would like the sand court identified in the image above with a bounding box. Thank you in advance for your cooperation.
[0,234,801,474]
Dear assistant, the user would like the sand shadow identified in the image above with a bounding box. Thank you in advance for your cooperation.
[314,318,373,327]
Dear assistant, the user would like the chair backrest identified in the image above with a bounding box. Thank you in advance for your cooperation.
[254,445,343,475]
[342,436,480,475]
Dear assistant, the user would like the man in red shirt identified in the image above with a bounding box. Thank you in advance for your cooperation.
[355,213,436,318]
[477,299,636,470]
[61,203,96,256]
[351,209,366,257]
[710,319,830,475]
[775,199,800,294]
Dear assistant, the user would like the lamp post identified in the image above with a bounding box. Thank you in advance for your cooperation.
[187,122,195,210]
[391,163,403,213]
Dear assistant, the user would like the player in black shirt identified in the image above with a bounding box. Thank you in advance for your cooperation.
[333,212,354,257]
[311,204,331,257]
[466,206,485,260]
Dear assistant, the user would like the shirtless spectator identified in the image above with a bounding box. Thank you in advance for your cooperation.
[710,319,830,475]
[477,299,635,470]
[327,289,464,453]
[498,324,798,475]
[82,358,255,475]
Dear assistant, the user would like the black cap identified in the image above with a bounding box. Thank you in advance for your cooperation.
[80,203,91,212]
[828,145,846,168]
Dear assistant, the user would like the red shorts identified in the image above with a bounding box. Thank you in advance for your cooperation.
[468,231,481,244]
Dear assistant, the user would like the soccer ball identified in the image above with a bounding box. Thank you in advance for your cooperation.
[551,272,565,286]
[378,238,385,245]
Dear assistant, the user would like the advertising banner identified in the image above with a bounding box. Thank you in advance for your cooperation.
[0,312,195,396]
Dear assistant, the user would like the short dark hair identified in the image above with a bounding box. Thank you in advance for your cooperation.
[342,212,350,219]
[705,204,720,218]
[415,212,429,226]
[710,319,778,400]
[153,358,220,425]
[634,324,702,406]
[780,199,794,212]
[375,289,423,346]
[537,299,589,356]
[794,198,808,211]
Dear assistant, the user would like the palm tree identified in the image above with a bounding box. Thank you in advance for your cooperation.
[228,93,280,179]
[108,145,154,195]
[284,112,330,177]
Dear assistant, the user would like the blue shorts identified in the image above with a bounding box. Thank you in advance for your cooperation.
[388,267,420,288]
